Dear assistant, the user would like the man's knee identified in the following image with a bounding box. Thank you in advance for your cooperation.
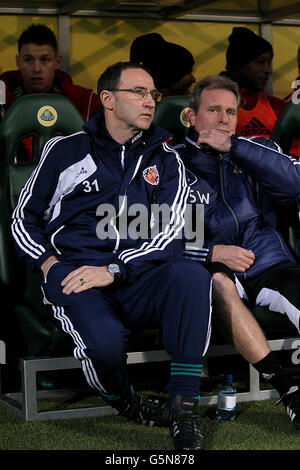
[212,271,237,296]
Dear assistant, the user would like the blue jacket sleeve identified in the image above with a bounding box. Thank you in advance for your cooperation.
[11,137,62,271]
[230,135,300,205]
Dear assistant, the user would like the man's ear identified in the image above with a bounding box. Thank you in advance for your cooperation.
[187,108,196,127]
[55,54,62,70]
[16,54,20,69]
[100,90,114,110]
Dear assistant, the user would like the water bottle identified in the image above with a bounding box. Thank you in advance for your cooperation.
[215,374,236,421]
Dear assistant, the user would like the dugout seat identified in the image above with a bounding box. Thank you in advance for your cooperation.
[270,99,300,153]
[153,95,190,145]
[0,94,85,359]
[270,99,300,258]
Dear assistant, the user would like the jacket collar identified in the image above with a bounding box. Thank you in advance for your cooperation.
[83,112,171,152]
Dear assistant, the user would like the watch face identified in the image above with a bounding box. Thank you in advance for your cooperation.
[108,264,120,274]
[108,264,121,279]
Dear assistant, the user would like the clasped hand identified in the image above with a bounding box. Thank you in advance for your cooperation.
[197,129,232,153]
[211,245,255,272]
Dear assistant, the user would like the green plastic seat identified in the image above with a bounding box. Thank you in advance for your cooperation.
[270,99,300,153]
[270,100,300,251]
[153,95,190,145]
[0,94,84,356]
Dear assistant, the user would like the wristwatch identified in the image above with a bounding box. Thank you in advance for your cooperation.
[107,263,122,281]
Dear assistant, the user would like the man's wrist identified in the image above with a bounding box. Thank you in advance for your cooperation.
[41,256,58,276]
[107,263,122,282]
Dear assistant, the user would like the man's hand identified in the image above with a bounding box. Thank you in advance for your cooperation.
[197,129,232,153]
[61,265,114,295]
[211,245,255,272]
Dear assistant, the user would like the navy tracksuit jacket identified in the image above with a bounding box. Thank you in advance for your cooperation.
[12,114,212,401]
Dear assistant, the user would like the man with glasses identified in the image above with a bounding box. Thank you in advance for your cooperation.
[12,61,212,450]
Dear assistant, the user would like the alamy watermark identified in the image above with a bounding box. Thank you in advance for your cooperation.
[95,198,204,248]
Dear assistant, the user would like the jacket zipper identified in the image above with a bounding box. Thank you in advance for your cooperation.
[111,153,144,253]
[219,156,240,241]
[120,145,125,171]
[219,156,248,279]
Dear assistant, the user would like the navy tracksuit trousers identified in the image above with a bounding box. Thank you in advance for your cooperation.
[42,259,212,404]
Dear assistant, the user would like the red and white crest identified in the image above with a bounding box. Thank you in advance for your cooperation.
[143,165,159,185]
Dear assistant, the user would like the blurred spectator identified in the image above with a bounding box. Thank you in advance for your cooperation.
[223,27,286,139]
[130,33,195,97]
[0,24,101,161]
[224,28,300,250]
[0,24,100,122]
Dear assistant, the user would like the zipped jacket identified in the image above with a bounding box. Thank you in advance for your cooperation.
[178,128,300,281]
[12,113,189,283]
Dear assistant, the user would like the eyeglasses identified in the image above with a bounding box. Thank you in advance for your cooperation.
[107,87,162,103]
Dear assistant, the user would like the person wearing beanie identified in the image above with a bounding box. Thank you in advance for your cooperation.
[224,26,286,140]
[130,33,195,97]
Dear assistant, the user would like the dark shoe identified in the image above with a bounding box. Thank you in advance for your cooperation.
[170,395,205,450]
[277,385,300,430]
[118,393,170,427]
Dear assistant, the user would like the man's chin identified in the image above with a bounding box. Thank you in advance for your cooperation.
[27,82,48,93]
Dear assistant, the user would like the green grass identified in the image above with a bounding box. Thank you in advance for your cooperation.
[0,396,299,451]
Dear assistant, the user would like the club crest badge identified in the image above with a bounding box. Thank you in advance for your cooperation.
[180,107,191,128]
[37,105,58,127]
[234,165,243,174]
[143,165,159,185]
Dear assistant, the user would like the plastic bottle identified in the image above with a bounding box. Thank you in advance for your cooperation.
[215,374,236,421]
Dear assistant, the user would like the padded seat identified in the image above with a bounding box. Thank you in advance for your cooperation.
[0,94,84,356]
[270,100,300,153]
[153,95,190,144]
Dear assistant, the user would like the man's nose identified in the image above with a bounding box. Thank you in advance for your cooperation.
[189,73,196,84]
[263,62,272,74]
[219,110,229,122]
[144,93,156,107]
[33,60,42,72]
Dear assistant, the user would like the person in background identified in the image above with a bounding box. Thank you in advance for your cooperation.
[224,27,300,243]
[130,33,195,97]
[223,27,285,140]
[0,24,100,122]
